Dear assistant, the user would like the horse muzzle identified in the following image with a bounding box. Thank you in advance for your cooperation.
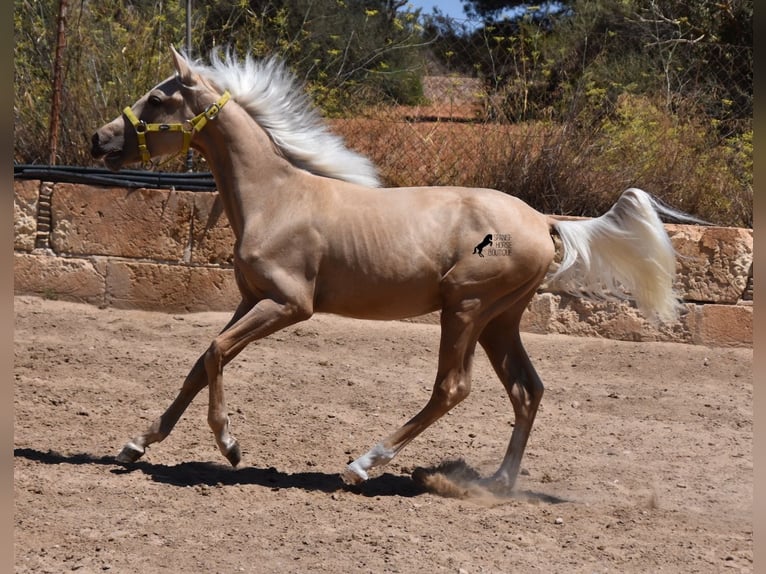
[91,131,127,171]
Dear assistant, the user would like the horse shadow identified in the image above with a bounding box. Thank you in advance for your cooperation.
[13,447,422,497]
[13,447,568,503]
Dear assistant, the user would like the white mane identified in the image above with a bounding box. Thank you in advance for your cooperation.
[187,50,381,188]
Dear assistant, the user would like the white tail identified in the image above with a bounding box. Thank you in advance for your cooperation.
[546,188,689,324]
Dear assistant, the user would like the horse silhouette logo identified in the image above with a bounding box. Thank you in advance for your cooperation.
[473,234,493,257]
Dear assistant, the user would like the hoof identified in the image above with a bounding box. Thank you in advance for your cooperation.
[478,475,515,496]
[341,462,367,485]
[115,442,144,464]
[224,442,241,467]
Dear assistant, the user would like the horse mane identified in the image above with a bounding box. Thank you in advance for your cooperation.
[187,49,381,188]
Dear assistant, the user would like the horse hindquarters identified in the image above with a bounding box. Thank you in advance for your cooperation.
[545,188,680,324]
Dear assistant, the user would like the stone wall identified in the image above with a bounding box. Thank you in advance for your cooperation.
[14,180,753,347]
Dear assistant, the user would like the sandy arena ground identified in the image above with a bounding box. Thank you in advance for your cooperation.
[14,295,752,573]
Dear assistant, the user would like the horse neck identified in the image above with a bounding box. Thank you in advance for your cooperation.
[192,99,295,240]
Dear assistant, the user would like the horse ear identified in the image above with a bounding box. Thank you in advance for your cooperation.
[170,45,196,86]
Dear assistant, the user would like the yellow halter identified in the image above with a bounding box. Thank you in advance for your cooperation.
[123,90,231,168]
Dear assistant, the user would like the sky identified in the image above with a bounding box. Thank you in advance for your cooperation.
[403,1,535,22]
[404,0,468,20]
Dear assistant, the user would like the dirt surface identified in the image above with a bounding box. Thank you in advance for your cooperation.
[14,295,752,573]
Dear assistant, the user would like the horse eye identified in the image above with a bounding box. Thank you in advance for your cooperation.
[148,95,162,106]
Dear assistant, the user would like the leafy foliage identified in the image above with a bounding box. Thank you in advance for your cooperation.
[193,0,426,113]
[14,0,425,165]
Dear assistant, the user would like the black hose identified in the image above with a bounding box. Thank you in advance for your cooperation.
[13,164,217,192]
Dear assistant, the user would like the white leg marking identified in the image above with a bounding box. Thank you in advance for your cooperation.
[341,442,395,484]
[116,440,145,463]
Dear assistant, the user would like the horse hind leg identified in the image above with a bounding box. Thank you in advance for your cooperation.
[478,308,544,492]
[342,307,480,484]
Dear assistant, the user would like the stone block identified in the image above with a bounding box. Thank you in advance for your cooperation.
[186,266,240,311]
[14,252,106,305]
[666,225,753,304]
[521,292,557,334]
[687,303,753,347]
[190,193,236,266]
[522,293,695,344]
[49,184,196,261]
[14,179,39,252]
[105,260,239,312]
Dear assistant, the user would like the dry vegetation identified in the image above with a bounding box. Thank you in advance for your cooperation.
[333,105,751,226]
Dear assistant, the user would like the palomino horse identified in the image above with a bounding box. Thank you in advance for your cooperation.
[92,46,684,491]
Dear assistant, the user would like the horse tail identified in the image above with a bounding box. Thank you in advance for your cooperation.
[545,188,697,324]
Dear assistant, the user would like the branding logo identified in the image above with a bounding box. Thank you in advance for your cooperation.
[473,233,512,257]
[473,234,493,257]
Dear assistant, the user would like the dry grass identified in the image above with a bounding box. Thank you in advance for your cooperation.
[331,112,752,227]
[331,116,552,190]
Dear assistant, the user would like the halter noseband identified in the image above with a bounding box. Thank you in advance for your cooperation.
[123,90,231,168]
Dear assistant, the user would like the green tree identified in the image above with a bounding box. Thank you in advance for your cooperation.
[189,0,427,111]
[14,0,426,165]
[15,0,188,165]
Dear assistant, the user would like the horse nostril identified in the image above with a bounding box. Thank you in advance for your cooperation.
[91,132,103,157]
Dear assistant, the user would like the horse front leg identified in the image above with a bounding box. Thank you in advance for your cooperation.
[203,296,313,466]
[116,355,208,463]
[116,299,254,464]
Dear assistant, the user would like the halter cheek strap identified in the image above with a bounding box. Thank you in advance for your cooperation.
[123,90,231,168]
